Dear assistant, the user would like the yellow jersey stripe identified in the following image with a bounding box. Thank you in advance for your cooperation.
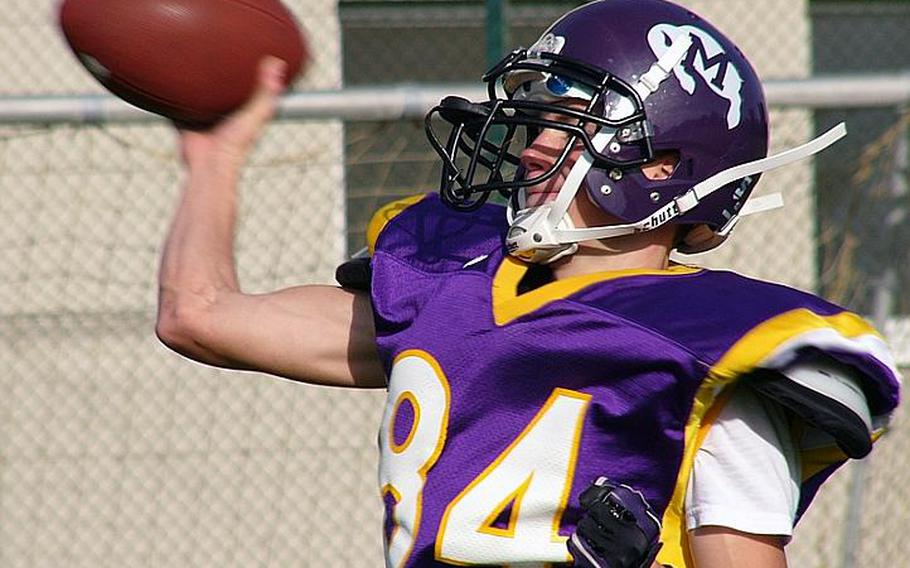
[711,309,880,380]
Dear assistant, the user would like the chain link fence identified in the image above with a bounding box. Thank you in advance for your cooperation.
[0,1,907,567]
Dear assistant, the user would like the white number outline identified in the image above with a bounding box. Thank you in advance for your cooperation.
[435,388,591,565]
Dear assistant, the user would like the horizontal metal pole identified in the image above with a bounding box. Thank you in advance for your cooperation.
[0,73,908,125]
[0,84,485,125]
[279,84,486,121]
[764,73,910,108]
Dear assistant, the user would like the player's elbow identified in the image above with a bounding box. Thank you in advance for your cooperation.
[155,306,194,353]
[155,294,219,360]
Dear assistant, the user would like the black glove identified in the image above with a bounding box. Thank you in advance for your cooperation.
[567,477,663,568]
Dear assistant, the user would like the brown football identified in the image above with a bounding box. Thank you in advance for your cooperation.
[59,0,308,126]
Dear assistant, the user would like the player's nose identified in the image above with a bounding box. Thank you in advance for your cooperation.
[519,128,567,174]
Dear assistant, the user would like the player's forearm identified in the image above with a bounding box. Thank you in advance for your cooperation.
[688,527,787,568]
[159,57,283,318]
[157,156,246,352]
[160,159,242,292]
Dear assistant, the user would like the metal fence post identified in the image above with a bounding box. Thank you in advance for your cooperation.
[840,104,908,568]
[485,0,508,69]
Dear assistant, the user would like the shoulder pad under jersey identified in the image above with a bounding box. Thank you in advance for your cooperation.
[365,194,429,255]
[748,356,875,459]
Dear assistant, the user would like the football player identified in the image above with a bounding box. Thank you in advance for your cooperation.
[155,1,901,567]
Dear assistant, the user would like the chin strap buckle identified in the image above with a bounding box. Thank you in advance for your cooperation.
[673,190,700,214]
[507,204,579,264]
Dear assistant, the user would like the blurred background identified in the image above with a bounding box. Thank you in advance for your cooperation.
[0,0,907,566]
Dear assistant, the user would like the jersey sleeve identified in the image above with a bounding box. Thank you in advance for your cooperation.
[685,386,800,537]
[704,305,901,523]
[638,272,901,566]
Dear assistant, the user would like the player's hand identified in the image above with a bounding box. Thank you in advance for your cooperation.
[568,477,663,568]
[177,56,287,169]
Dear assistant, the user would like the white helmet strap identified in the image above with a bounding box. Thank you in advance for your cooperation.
[549,122,846,244]
[508,123,846,258]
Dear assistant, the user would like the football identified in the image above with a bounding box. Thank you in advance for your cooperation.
[59,0,308,126]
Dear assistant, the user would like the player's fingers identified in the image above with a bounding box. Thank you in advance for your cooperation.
[174,57,287,163]
[259,56,288,95]
[239,56,287,124]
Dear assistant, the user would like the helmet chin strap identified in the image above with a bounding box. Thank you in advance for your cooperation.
[505,125,616,264]
[508,123,847,260]
[507,207,580,264]
[551,122,846,244]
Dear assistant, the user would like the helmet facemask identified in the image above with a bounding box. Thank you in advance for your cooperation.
[425,49,654,215]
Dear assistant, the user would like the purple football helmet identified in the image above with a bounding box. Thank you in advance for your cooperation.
[426,0,778,260]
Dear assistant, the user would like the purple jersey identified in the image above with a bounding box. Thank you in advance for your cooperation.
[367,194,900,568]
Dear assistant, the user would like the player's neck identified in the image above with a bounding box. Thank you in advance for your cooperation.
[550,238,672,280]
[547,191,677,280]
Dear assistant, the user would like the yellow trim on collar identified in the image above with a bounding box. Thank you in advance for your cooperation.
[657,308,880,567]
[491,257,701,326]
[366,194,428,255]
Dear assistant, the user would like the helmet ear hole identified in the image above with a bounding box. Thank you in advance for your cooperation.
[676,224,726,254]
[641,150,680,181]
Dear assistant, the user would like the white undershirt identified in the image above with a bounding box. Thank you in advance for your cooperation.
[684,385,801,537]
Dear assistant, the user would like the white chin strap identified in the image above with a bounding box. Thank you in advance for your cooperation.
[508,123,846,262]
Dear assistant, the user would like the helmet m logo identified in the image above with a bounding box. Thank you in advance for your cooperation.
[647,24,744,129]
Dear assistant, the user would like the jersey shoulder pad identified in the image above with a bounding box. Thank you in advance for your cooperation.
[366,194,429,255]
[367,192,507,274]
[749,358,873,459]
